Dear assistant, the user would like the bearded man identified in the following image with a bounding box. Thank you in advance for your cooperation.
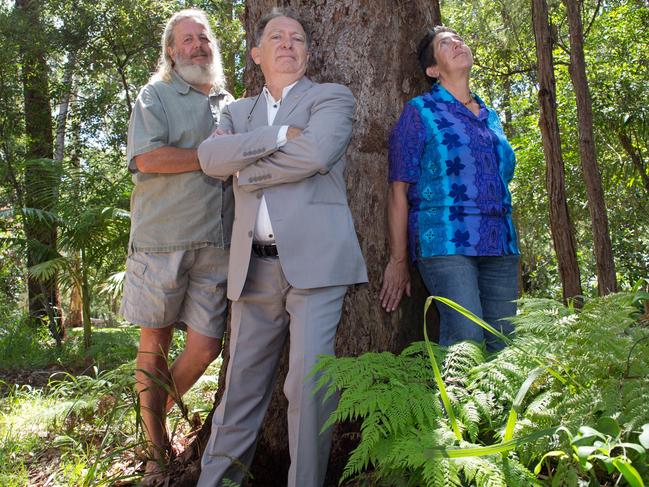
[119,9,233,483]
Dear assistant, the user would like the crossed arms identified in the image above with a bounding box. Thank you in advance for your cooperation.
[197,83,355,191]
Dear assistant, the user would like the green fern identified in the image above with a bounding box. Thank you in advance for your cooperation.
[317,291,649,485]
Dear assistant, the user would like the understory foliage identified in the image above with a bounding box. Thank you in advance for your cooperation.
[0,325,219,486]
[316,291,649,486]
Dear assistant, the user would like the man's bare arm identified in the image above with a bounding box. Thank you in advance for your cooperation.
[134,146,200,174]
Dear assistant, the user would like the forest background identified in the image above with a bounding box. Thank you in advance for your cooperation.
[0,0,647,485]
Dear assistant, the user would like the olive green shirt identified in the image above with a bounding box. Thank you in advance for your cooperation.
[126,71,234,253]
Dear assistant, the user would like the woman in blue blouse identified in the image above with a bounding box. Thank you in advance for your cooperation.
[379,26,519,351]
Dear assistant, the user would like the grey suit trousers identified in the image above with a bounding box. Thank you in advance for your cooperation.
[198,255,347,487]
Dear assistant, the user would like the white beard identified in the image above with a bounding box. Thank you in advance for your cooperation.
[175,62,218,87]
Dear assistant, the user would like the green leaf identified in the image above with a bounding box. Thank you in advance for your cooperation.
[575,445,598,462]
[503,367,545,442]
[639,424,649,449]
[612,442,646,460]
[430,296,511,345]
[423,297,462,441]
[596,417,620,437]
[611,458,645,487]
[426,427,559,459]
[573,426,607,445]
[533,450,568,475]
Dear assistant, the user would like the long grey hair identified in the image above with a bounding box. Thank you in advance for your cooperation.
[152,8,225,90]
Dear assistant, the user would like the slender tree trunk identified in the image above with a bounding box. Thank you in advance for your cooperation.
[80,249,92,350]
[173,1,437,485]
[563,0,617,294]
[16,0,63,341]
[223,0,239,95]
[618,131,649,194]
[55,54,86,329]
[66,282,83,328]
[55,52,75,163]
[531,0,583,302]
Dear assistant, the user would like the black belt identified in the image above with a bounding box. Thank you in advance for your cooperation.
[252,242,278,257]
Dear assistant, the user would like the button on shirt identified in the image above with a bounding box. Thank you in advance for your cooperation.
[388,83,519,261]
[127,70,234,253]
[252,82,296,243]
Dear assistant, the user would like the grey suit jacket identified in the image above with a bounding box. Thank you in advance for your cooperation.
[198,77,368,301]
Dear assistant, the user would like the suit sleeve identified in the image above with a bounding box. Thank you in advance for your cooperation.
[198,103,283,181]
[236,84,355,191]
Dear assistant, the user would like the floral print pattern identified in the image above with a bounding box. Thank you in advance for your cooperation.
[388,84,519,260]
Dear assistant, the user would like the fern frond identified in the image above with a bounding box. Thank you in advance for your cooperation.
[28,256,74,284]
[457,455,508,487]
[422,458,462,487]
[501,455,542,486]
[443,341,485,386]
[524,390,561,426]
[317,292,649,486]
[455,394,481,442]
[623,379,649,430]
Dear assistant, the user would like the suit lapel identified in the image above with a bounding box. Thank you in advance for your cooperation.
[246,91,268,131]
[273,77,313,126]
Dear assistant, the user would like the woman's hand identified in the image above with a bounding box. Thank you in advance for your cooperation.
[380,257,411,312]
[380,181,411,312]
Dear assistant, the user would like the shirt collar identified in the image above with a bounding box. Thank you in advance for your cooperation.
[171,70,191,94]
[431,83,488,119]
[262,81,299,105]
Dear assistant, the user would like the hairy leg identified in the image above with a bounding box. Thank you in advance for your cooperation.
[166,327,222,412]
[136,326,174,462]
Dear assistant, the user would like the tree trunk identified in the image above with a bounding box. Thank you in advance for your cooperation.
[80,249,92,350]
[66,281,83,328]
[54,52,75,164]
[223,0,239,95]
[173,1,438,485]
[16,0,63,341]
[55,54,85,330]
[531,0,583,303]
[618,130,649,194]
[563,0,617,295]
[431,0,442,26]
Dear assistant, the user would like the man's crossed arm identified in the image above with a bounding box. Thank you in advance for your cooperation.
[198,84,355,190]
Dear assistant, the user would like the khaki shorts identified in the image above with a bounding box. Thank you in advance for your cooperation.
[120,246,228,338]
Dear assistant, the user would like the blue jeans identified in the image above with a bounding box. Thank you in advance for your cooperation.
[417,255,519,352]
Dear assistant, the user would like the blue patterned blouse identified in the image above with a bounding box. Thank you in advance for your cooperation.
[389,83,519,261]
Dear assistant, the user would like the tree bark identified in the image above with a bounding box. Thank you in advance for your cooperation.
[65,281,83,328]
[431,0,442,26]
[174,1,438,485]
[55,54,87,330]
[563,0,617,295]
[54,52,75,164]
[531,0,583,303]
[16,0,63,341]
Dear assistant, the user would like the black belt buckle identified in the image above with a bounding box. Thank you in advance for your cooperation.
[252,243,278,257]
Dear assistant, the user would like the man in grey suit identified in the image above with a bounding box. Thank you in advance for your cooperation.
[196,7,367,487]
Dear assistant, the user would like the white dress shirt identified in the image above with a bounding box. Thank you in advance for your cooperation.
[253,82,297,243]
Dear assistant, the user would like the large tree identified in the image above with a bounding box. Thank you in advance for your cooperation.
[531,0,583,302]
[174,1,441,485]
[15,0,63,342]
[563,0,617,295]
